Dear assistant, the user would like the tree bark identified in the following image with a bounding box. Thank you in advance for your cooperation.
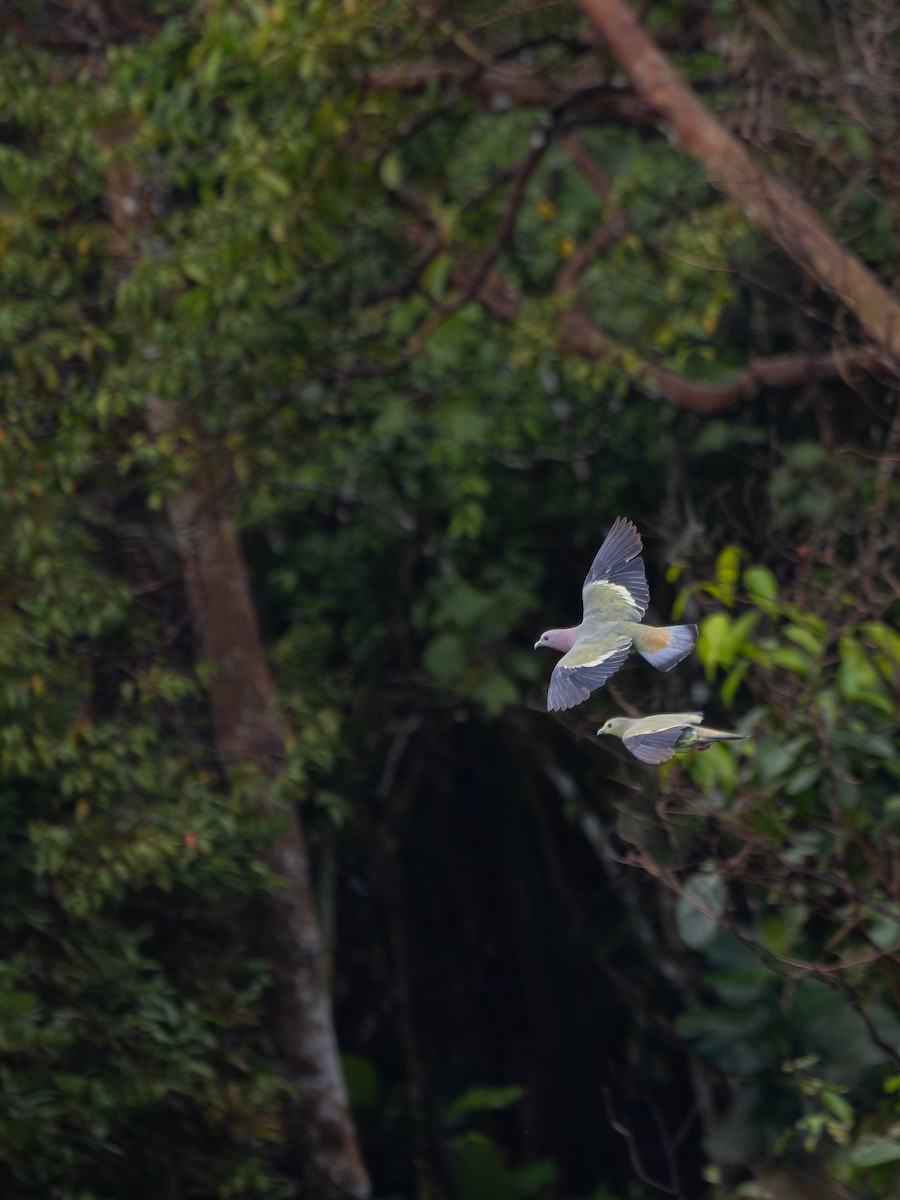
[104,133,371,1200]
[147,436,371,1200]
[576,0,900,361]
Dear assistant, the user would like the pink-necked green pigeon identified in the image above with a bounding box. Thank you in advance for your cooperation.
[596,712,745,764]
[534,517,697,711]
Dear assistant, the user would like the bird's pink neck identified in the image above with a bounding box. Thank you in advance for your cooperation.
[548,627,578,652]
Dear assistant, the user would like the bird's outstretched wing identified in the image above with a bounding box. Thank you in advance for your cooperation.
[582,517,649,624]
[622,723,689,764]
[547,638,632,711]
[639,712,703,728]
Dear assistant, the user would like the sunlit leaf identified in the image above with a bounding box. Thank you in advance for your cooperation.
[677,869,727,949]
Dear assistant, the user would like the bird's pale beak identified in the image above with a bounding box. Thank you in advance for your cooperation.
[533,639,542,649]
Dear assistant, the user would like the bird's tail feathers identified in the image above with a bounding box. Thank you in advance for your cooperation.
[695,727,745,743]
[632,623,698,672]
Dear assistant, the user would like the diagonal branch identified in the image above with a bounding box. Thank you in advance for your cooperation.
[555,134,632,292]
[366,63,660,131]
[563,132,614,202]
[559,310,886,413]
[555,214,630,292]
[406,137,549,354]
[575,0,900,360]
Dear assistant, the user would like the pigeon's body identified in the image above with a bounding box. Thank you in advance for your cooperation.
[535,518,698,711]
[597,712,745,764]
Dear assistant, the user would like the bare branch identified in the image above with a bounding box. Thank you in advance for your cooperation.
[366,63,660,131]
[560,310,886,413]
[602,1087,687,1198]
[563,132,613,201]
[576,0,900,359]
[555,212,630,292]
[555,136,632,290]
[406,136,549,353]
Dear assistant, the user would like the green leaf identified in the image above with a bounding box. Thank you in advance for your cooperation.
[379,151,402,189]
[451,1132,518,1200]
[754,735,809,783]
[697,610,759,679]
[677,869,726,949]
[721,660,748,706]
[713,545,742,607]
[820,1089,853,1125]
[422,633,470,686]
[698,612,733,679]
[769,646,816,676]
[342,1054,379,1112]
[785,763,820,795]
[509,1159,557,1193]
[469,672,518,717]
[785,440,826,470]
[849,1140,900,1168]
[783,623,820,656]
[743,565,778,603]
[446,1084,525,1119]
[687,740,739,794]
[255,167,292,198]
[422,253,452,301]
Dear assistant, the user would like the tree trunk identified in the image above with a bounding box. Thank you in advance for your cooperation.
[577,0,900,360]
[105,134,371,1200]
[148,437,371,1200]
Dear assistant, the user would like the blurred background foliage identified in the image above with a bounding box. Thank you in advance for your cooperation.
[0,0,898,1197]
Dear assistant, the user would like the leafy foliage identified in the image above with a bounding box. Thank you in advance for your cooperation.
[0,0,898,1197]
[633,542,900,1192]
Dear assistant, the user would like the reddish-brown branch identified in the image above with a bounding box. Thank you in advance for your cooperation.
[563,132,613,201]
[576,0,900,360]
[555,212,630,292]
[369,34,900,375]
[374,176,884,413]
[560,309,885,413]
[366,63,659,130]
[406,137,548,354]
[556,136,632,290]
[0,0,159,47]
[393,121,881,410]
[367,61,565,106]
[390,180,883,414]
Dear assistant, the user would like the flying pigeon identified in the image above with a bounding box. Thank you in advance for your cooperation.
[597,712,745,764]
[534,517,698,711]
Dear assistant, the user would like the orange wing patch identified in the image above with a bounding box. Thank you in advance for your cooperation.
[639,626,672,652]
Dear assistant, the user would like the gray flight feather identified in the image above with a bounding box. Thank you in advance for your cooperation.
[537,518,696,711]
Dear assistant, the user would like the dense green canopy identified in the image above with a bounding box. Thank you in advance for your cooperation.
[1,2,898,1198]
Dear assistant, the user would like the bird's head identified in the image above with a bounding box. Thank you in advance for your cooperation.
[534,628,574,652]
[597,717,629,738]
